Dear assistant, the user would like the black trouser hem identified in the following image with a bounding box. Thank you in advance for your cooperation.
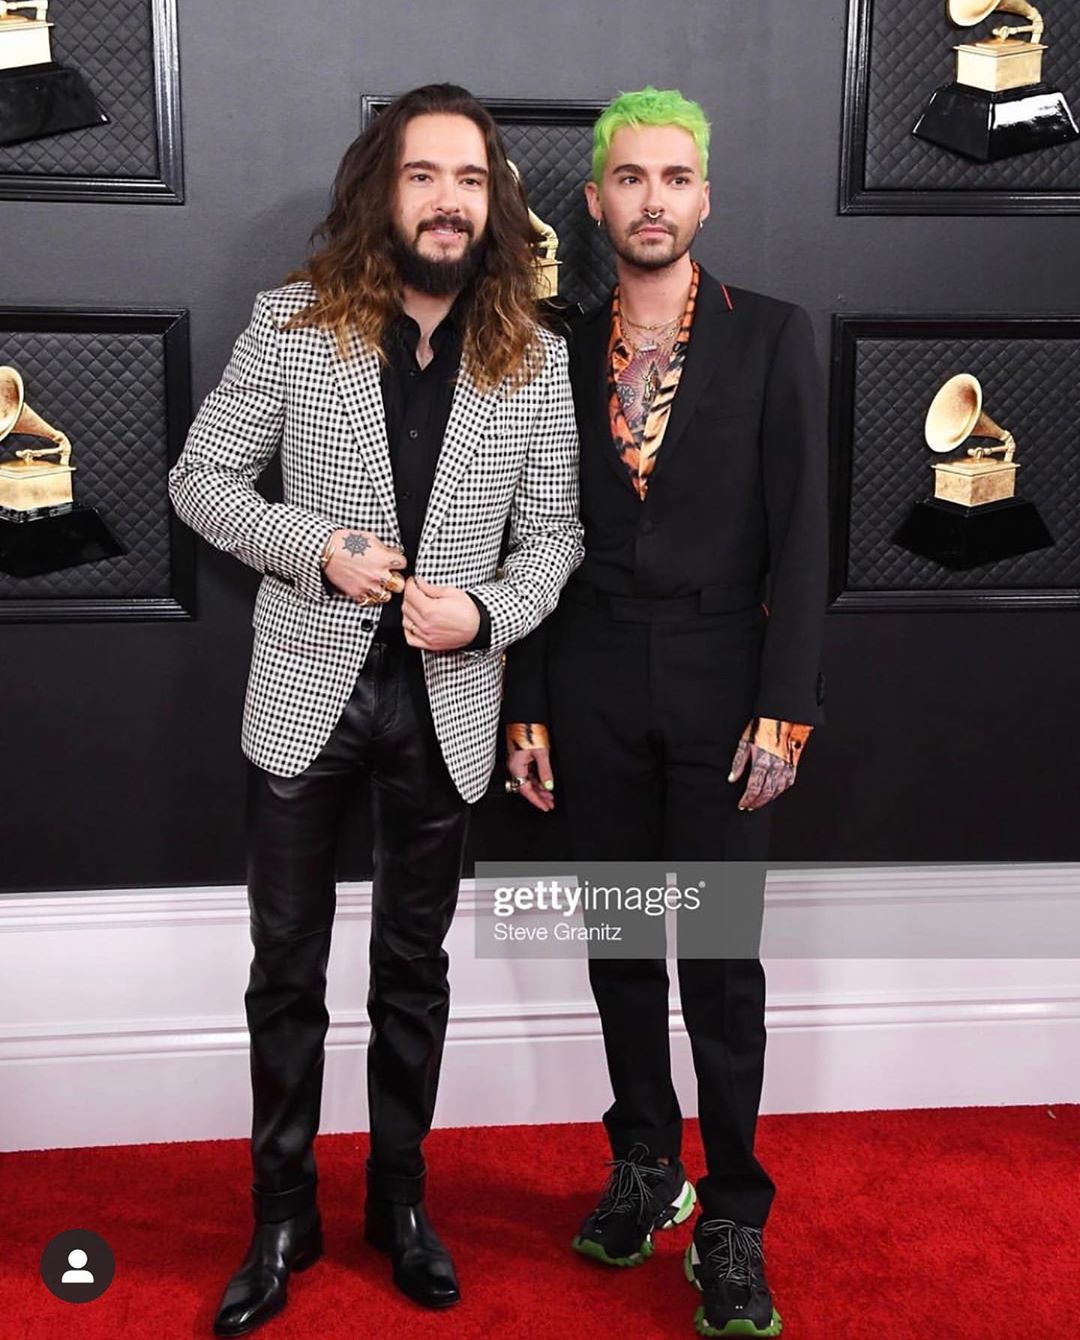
[251,1179,318,1223]
[366,1159,426,1205]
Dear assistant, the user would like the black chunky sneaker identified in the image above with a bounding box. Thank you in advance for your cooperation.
[572,1142,696,1267]
[684,1217,782,1337]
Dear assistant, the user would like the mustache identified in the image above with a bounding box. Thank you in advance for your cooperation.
[630,217,676,236]
[418,214,475,237]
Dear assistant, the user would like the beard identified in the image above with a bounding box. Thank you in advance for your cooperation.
[609,221,694,274]
[389,215,485,296]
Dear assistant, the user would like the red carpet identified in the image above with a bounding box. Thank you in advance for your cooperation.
[3,1106,1079,1339]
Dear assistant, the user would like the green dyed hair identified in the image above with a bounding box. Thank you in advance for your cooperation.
[591,86,711,185]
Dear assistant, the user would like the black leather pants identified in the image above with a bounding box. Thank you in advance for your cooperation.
[243,637,470,1222]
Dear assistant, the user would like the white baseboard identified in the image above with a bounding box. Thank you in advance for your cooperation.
[2,867,1079,1151]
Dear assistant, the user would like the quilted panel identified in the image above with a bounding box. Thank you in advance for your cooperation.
[844,335,1080,591]
[0,328,173,598]
[499,120,615,312]
[0,0,158,178]
[862,0,1080,190]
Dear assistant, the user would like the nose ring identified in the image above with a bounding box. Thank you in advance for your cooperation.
[643,208,663,220]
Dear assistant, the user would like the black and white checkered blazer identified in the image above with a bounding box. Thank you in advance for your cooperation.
[169,281,583,801]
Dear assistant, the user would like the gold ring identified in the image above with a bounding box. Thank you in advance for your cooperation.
[381,572,405,593]
[505,777,523,793]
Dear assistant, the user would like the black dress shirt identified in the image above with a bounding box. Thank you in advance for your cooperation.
[376,299,489,645]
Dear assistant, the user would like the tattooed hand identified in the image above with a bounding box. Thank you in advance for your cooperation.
[728,718,812,811]
[322,529,407,604]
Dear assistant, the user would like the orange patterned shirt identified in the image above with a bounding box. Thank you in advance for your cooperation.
[607,262,699,500]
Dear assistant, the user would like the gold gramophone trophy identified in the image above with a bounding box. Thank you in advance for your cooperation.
[508,160,561,300]
[913,0,1079,160]
[893,373,1052,569]
[0,0,107,147]
[507,159,581,329]
[0,366,123,577]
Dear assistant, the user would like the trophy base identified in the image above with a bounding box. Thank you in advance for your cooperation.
[893,496,1053,571]
[913,81,1080,161]
[0,505,125,578]
[0,62,108,147]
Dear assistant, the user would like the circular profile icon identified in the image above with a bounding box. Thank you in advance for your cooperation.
[40,1229,115,1303]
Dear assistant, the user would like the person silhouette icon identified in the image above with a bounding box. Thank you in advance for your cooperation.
[60,1248,94,1284]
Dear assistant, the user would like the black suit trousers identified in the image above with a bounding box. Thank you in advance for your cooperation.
[243,637,470,1221]
[548,589,776,1227]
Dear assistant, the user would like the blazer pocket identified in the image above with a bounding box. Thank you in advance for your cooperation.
[252,577,313,648]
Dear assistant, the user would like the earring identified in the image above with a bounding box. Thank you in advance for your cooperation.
[596,217,603,229]
[698,219,704,231]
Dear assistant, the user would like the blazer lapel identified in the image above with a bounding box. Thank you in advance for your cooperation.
[416,364,497,565]
[647,269,739,481]
[325,328,402,546]
[573,299,638,497]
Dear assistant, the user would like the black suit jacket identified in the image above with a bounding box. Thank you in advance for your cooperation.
[505,266,828,726]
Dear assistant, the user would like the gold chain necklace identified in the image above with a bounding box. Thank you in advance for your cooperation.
[621,311,680,354]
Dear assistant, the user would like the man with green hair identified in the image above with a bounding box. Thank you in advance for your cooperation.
[504,87,827,1336]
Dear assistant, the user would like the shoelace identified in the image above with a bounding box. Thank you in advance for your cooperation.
[595,1144,668,1222]
[697,1219,765,1289]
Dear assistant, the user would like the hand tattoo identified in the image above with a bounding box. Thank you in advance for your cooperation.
[741,746,795,810]
[342,532,369,557]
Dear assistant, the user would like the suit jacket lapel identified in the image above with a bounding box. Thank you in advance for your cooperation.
[416,364,497,564]
[325,329,402,545]
[573,299,638,496]
[648,269,738,480]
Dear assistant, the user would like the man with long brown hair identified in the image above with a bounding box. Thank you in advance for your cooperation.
[170,83,581,1335]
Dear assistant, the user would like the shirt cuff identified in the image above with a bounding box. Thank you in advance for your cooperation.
[465,593,492,650]
[750,718,813,768]
[506,722,551,751]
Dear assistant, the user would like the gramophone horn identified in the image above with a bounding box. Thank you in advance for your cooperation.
[947,0,1044,41]
[0,366,26,441]
[925,373,1011,453]
[948,0,1002,25]
[0,365,72,463]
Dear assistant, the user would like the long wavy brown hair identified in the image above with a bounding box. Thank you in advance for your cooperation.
[285,84,545,392]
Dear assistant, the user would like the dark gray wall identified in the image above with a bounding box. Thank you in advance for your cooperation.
[2,0,1076,892]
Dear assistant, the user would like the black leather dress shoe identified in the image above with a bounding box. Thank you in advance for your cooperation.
[364,1199,460,1308]
[212,1208,323,1337]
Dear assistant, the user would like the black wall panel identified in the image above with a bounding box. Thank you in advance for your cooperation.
[1,0,1076,891]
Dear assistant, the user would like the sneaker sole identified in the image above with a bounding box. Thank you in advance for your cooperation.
[571,1179,696,1268]
[684,1243,782,1337]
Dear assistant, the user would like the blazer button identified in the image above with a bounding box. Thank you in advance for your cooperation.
[361,618,375,632]
[640,519,655,535]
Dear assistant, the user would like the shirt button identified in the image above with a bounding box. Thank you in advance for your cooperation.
[401,490,413,501]
[408,428,419,440]
[640,519,655,535]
